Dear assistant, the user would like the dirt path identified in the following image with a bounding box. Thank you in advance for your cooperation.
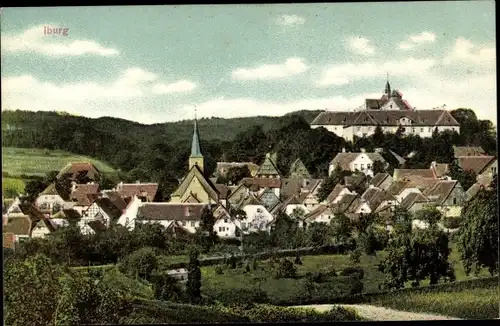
[290,304,462,321]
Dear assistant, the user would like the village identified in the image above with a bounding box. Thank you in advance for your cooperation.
[3,85,498,248]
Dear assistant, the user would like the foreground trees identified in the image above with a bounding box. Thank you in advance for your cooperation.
[456,175,498,276]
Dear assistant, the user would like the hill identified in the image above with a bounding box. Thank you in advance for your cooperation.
[1,147,117,178]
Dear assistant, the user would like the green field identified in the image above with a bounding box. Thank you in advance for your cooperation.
[371,285,499,319]
[2,147,117,177]
[2,177,26,197]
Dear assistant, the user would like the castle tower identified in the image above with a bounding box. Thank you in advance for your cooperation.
[189,110,204,173]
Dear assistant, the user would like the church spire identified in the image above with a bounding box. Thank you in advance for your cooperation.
[385,73,391,96]
[190,109,203,158]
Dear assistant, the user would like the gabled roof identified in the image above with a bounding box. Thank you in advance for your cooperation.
[288,158,311,179]
[93,197,125,220]
[304,205,331,222]
[137,203,209,221]
[255,153,281,177]
[457,156,496,175]
[87,220,107,232]
[56,162,100,180]
[387,180,414,196]
[226,183,250,201]
[3,215,33,236]
[70,183,100,206]
[182,192,202,203]
[389,150,406,165]
[241,177,281,189]
[326,184,347,203]
[240,194,263,207]
[370,173,390,188]
[393,168,437,181]
[117,182,159,202]
[213,204,231,221]
[214,184,230,200]
[453,146,486,158]
[171,165,219,201]
[279,178,303,200]
[344,173,367,187]
[399,192,429,210]
[423,180,459,205]
[330,152,386,168]
[431,163,450,178]
[52,209,81,220]
[104,191,128,211]
[330,193,358,214]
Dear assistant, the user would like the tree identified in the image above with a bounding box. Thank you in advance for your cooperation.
[197,205,218,252]
[371,125,385,147]
[372,160,386,175]
[270,212,300,249]
[274,259,297,279]
[24,177,49,202]
[4,254,64,326]
[456,175,498,276]
[151,274,184,302]
[186,249,202,304]
[130,223,168,251]
[226,165,251,185]
[306,222,330,247]
[449,160,477,191]
[379,220,455,289]
[329,213,354,246]
[119,247,158,281]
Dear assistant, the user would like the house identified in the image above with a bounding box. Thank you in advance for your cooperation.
[457,156,497,179]
[326,184,353,204]
[423,180,466,217]
[137,202,210,233]
[329,193,360,220]
[213,204,238,239]
[170,117,220,204]
[344,173,368,191]
[301,179,323,210]
[241,177,281,198]
[386,180,421,203]
[254,153,281,179]
[115,182,159,202]
[226,183,251,209]
[466,175,494,201]
[288,158,311,179]
[35,182,72,214]
[56,162,100,181]
[399,192,430,214]
[310,81,460,141]
[214,184,230,207]
[78,196,128,235]
[216,162,260,178]
[453,146,486,158]
[430,162,450,178]
[4,197,22,216]
[238,196,275,234]
[304,205,335,226]
[31,218,69,239]
[369,173,393,190]
[329,150,387,176]
[361,186,398,213]
[116,195,142,229]
[3,215,32,245]
[69,182,100,214]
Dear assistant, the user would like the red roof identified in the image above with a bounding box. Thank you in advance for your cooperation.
[117,183,159,202]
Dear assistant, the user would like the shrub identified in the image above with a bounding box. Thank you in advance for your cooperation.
[274,259,296,279]
[340,267,364,279]
[442,216,462,229]
[215,265,224,275]
[119,247,158,281]
[294,254,303,265]
[150,274,184,302]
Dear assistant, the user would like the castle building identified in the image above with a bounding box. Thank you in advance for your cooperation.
[310,81,460,141]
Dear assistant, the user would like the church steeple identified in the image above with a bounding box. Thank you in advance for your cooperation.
[385,73,391,97]
[189,109,204,173]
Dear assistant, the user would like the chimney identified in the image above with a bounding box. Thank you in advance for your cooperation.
[431,161,437,168]
[71,181,77,193]
[136,180,140,184]
[360,148,366,153]
[342,148,346,153]
[118,181,123,189]
[369,184,374,188]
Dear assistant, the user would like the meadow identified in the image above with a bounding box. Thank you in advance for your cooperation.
[1,147,117,178]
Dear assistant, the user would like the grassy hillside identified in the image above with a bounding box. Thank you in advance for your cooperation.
[2,147,117,178]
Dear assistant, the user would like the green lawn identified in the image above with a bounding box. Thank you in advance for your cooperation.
[371,286,499,319]
[2,147,117,177]
[2,177,26,197]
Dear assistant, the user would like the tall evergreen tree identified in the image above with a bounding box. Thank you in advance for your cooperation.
[186,249,201,304]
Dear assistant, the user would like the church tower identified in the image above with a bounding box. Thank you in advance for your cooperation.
[384,73,391,98]
[189,110,204,173]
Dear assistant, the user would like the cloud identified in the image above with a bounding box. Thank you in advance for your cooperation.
[444,37,495,64]
[398,31,436,50]
[346,37,375,56]
[275,14,305,26]
[317,57,436,86]
[152,80,197,94]
[232,58,309,80]
[1,24,119,57]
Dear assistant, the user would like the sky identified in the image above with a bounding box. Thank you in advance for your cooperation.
[1,2,496,124]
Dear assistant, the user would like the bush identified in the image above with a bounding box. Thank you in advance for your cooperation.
[215,265,224,275]
[274,259,296,279]
[119,247,158,281]
[150,274,184,302]
[340,267,364,279]
[442,216,462,229]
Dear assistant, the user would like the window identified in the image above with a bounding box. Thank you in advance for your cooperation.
[241,222,246,228]
[368,126,372,131]
[257,208,262,213]
[219,227,222,232]
[452,198,457,205]
[401,127,406,132]
[191,221,195,227]
[357,127,361,131]
[224,219,228,223]
[367,164,372,169]
[428,128,432,132]
[492,167,497,174]
[354,164,358,169]
[360,164,365,169]
[412,128,415,133]
[420,128,423,132]
[182,221,186,226]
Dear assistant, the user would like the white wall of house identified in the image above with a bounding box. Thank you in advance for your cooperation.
[312,209,336,224]
[239,204,274,233]
[479,160,498,179]
[354,201,372,214]
[117,196,141,230]
[350,154,375,174]
[214,218,237,238]
[78,202,112,234]
[31,224,51,239]
[437,205,462,218]
[412,219,430,229]
[35,194,66,210]
[331,188,353,204]
[138,219,173,229]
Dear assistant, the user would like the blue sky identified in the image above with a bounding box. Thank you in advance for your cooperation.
[1,2,496,124]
